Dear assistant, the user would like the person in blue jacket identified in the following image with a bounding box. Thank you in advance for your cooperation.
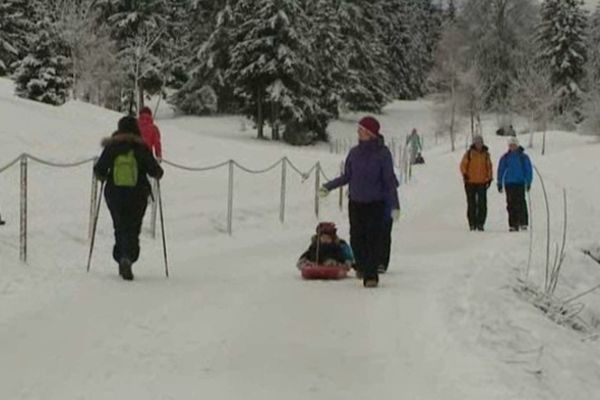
[497,137,533,232]
[319,116,400,288]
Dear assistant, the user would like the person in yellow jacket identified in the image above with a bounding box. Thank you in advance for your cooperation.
[460,135,493,231]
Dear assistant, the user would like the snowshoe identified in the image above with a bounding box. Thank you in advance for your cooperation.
[119,258,134,281]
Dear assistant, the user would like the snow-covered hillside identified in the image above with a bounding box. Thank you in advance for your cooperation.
[1,78,599,399]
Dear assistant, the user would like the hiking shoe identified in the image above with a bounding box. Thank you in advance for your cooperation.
[509,226,519,232]
[119,258,134,281]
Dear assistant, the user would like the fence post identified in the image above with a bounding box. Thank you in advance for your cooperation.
[150,179,158,238]
[314,162,321,219]
[338,161,344,211]
[88,159,98,240]
[280,158,287,224]
[20,154,27,263]
[227,160,234,235]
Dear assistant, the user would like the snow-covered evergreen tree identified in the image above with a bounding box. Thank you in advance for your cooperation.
[173,1,238,114]
[461,0,538,110]
[13,19,72,105]
[585,4,600,90]
[0,0,36,75]
[537,0,588,115]
[338,1,390,112]
[301,0,349,141]
[228,0,318,142]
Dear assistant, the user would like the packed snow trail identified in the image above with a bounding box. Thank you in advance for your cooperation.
[0,142,529,400]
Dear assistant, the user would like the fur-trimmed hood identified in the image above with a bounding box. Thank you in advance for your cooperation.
[101,132,145,148]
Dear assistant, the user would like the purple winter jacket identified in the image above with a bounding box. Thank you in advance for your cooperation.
[324,140,400,209]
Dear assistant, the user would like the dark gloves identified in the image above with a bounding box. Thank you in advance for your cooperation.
[485,181,491,189]
[497,186,503,193]
[463,174,469,183]
[526,184,531,192]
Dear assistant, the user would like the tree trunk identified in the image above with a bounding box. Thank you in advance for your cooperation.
[137,80,144,111]
[271,102,280,141]
[257,87,264,140]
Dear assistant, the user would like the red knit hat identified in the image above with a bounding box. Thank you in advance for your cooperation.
[139,106,152,116]
[358,116,380,137]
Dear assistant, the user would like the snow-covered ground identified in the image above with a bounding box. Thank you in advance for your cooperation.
[1,78,599,399]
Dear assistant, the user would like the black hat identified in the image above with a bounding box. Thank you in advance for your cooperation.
[118,115,140,136]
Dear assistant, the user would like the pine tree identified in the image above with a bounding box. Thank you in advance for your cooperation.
[173,1,238,114]
[538,0,588,114]
[94,0,172,110]
[585,4,600,90]
[13,19,72,105]
[301,0,349,140]
[0,0,36,75]
[338,1,390,112]
[228,0,317,142]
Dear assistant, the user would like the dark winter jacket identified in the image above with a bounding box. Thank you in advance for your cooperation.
[324,139,400,209]
[299,238,354,265]
[94,132,164,198]
[497,147,533,188]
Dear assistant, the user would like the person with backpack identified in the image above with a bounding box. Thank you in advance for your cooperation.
[319,116,400,288]
[94,116,164,280]
[138,106,162,160]
[460,135,493,231]
[497,137,533,232]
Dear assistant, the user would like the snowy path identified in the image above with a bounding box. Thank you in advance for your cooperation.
[0,147,526,400]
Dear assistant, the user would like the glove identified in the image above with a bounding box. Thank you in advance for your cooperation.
[391,209,401,221]
[497,186,503,193]
[526,184,531,192]
[485,181,491,189]
[318,187,329,198]
[462,174,469,183]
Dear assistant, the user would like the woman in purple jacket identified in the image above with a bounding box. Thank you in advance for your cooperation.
[320,117,400,288]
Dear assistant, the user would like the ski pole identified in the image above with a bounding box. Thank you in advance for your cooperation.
[157,180,169,278]
[87,180,105,272]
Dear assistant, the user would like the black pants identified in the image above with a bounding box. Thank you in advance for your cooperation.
[505,184,528,229]
[465,183,488,229]
[349,200,385,279]
[105,188,148,264]
[379,217,393,269]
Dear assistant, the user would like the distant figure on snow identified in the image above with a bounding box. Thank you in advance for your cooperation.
[460,135,493,231]
[94,116,164,280]
[497,137,533,232]
[138,107,162,160]
[406,128,423,165]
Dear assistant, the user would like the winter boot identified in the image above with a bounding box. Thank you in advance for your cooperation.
[363,275,379,288]
[119,258,134,281]
[477,225,484,231]
[509,226,519,232]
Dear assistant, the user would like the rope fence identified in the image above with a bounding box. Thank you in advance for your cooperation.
[0,153,346,263]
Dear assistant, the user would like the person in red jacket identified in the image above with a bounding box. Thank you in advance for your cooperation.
[138,107,162,159]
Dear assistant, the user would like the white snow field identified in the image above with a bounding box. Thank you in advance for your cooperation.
[1,77,599,399]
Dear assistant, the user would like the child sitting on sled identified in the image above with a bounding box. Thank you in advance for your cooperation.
[297,222,354,269]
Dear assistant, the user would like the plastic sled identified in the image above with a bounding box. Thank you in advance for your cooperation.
[300,262,350,280]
